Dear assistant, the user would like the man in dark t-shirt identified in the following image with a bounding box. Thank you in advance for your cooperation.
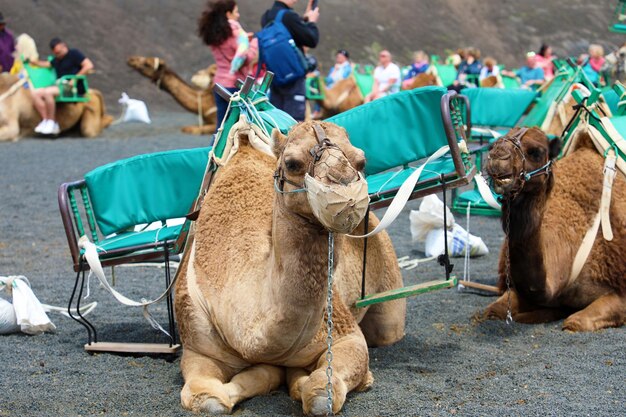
[30,37,94,135]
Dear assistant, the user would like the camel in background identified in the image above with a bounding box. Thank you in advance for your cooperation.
[127,56,217,135]
[483,127,625,331]
[0,34,112,142]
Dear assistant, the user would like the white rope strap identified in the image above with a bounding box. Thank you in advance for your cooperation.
[347,145,451,239]
[78,235,178,337]
[0,76,27,103]
[474,172,501,209]
[569,149,617,284]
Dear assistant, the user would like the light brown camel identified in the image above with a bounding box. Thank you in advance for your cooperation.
[483,127,626,331]
[403,73,439,90]
[174,120,406,415]
[127,56,217,135]
[318,76,364,118]
[0,73,112,141]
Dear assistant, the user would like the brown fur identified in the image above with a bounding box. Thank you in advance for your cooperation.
[483,127,626,331]
[175,120,405,415]
[127,56,217,135]
[320,77,364,118]
[480,75,499,87]
[0,73,112,141]
[404,73,438,90]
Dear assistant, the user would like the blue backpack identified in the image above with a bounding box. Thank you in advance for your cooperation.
[256,9,308,86]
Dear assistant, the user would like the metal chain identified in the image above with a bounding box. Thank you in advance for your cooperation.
[326,232,335,416]
[504,203,514,325]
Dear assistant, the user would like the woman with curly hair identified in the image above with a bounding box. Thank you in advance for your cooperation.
[198,0,257,132]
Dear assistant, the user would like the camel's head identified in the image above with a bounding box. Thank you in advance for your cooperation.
[127,56,166,81]
[272,120,369,233]
[486,127,561,198]
[409,73,438,89]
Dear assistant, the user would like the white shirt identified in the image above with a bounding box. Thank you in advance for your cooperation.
[374,63,401,94]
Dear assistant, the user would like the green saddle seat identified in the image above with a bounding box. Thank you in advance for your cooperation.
[452,188,501,216]
[88,224,183,256]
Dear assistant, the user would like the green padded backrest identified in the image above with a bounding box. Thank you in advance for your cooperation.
[327,86,449,176]
[434,64,457,87]
[23,62,57,89]
[462,88,536,128]
[85,147,210,236]
[502,75,521,89]
[602,86,619,115]
[522,67,577,127]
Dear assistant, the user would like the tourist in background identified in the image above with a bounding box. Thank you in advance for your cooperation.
[502,52,545,90]
[325,49,351,89]
[535,44,555,80]
[0,12,15,73]
[198,0,258,133]
[448,47,482,92]
[401,50,430,90]
[261,0,320,122]
[365,49,401,102]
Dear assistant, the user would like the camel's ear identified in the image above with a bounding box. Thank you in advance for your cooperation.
[548,137,562,159]
[272,128,288,158]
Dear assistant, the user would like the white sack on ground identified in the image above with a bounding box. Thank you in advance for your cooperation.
[410,195,488,258]
[0,276,56,335]
[117,92,151,124]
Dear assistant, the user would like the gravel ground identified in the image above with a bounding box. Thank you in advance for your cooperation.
[0,112,623,417]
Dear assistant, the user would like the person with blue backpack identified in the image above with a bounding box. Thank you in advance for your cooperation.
[259,0,319,121]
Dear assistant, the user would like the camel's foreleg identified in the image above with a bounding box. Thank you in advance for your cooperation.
[563,293,626,331]
[480,289,568,324]
[296,333,372,416]
[180,348,283,415]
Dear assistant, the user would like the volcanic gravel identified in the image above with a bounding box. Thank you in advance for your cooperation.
[0,112,623,416]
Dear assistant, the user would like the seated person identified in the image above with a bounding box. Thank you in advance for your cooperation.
[365,49,401,102]
[325,49,352,89]
[29,38,93,135]
[588,44,605,86]
[502,52,544,90]
[479,56,503,87]
[401,50,430,89]
[448,47,482,92]
[535,44,555,80]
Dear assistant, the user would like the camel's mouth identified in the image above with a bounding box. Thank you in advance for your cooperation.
[489,173,515,194]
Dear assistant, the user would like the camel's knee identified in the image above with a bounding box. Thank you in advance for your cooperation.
[359,299,406,347]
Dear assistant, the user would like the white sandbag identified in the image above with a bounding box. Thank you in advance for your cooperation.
[424,223,489,258]
[409,195,454,242]
[0,297,19,334]
[0,276,56,335]
[117,92,151,124]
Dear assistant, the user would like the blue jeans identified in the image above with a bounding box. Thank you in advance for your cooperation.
[213,86,239,133]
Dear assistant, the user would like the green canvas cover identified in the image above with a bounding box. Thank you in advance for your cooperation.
[23,62,57,88]
[602,87,619,115]
[85,147,210,236]
[353,65,374,96]
[434,64,457,87]
[521,66,577,127]
[502,75,521,89]
[366,158,455,196]
[462,88,537,128]
[327,86,449,176]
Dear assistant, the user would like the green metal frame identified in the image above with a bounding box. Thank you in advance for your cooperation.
[609,0,626,33]
[23,58,90,103]
[305,76,324,100]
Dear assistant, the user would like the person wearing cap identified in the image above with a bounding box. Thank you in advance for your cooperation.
[502,51,545,90]
[0,13,15,73]
[325,49,352,89]
[28,38,94,135]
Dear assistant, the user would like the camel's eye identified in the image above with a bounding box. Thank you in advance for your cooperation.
[284,158,304,173]
[527,147,544,161]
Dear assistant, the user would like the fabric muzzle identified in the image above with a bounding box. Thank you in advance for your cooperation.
[304,172,370,234]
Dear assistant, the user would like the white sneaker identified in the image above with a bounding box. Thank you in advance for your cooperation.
[49,121,60,135]
[34,119,48,133]
[39,119,54,135]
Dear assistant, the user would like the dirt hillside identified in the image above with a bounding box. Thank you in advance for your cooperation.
[3,0,624,110]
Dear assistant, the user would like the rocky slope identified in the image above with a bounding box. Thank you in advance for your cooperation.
[3,0,624,110]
